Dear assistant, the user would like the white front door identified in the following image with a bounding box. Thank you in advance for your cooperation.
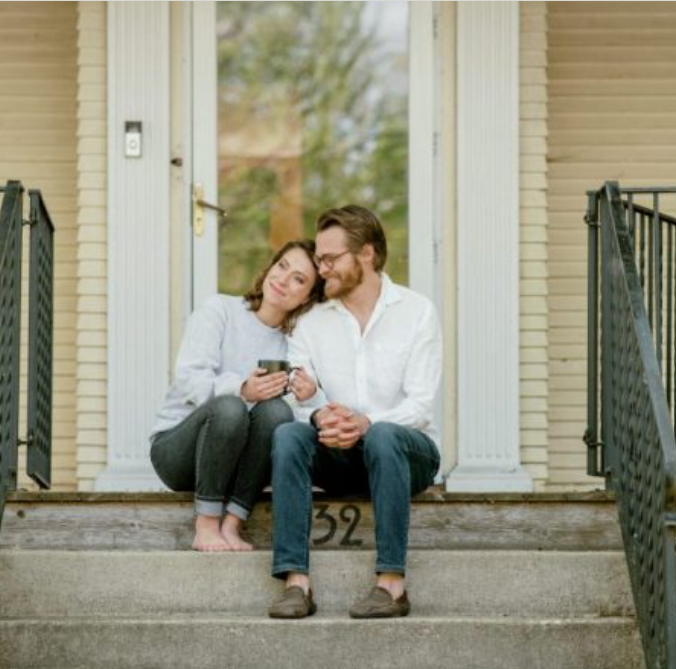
[185,1,439,302]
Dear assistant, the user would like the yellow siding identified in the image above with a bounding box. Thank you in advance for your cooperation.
[546,1,676,489]
[76,1,107,491]
[0,1,79,491]
[520,2,549,490]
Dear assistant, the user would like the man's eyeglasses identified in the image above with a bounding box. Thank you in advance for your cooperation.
[313,250,351,270]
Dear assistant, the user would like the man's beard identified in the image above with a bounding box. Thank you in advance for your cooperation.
[324,260,364,299]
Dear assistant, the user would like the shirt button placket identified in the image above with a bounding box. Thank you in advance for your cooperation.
[356,343,367,407]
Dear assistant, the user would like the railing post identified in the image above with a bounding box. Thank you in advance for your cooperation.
[655,192,663,371]
[585,190,602,477]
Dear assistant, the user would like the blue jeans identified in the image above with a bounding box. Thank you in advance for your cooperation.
[151,396,293,519]
[271,421,440,578]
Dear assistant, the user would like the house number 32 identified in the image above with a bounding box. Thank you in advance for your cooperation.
[312,503,363,547]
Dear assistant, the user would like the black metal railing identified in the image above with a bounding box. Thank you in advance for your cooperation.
[0,181,54,530]
[586,181,676,669]
[0,182,24,525]
[26,190,54,489]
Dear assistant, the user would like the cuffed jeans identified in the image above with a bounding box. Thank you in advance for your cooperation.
[150,395,293,519]
[271,421,440,578]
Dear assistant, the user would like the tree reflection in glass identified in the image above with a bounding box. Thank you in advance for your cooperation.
[216,1,409,294]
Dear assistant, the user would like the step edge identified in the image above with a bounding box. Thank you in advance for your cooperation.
[5,490,615,504]
[0,548,629,556]
[0,615,639,625]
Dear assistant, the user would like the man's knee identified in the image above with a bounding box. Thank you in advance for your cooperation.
[363,422,406,463]
[272,422,316,463]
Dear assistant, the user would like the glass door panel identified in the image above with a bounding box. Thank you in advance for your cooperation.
[215,1,409,294]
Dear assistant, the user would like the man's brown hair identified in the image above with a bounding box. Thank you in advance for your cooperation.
[316,204,387,272]
[244,239,324,334]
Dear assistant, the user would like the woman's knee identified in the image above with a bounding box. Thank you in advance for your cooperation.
[255,398,294,427]
[206,395,249,433]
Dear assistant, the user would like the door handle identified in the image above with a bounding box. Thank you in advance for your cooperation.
[192,182,228,236]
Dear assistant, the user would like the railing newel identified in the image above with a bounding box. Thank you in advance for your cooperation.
[586,190,601,477]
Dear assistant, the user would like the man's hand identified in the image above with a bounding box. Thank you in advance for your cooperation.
[288,367,317,402]
[241,368,288,402]
[315,403,371,449]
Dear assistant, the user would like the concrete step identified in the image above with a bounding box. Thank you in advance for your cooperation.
[0,490,621,551]
[0,550,634,618]
[0,616,643,669]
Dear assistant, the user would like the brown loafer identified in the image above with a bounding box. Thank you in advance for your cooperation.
[349,586,411,619]
[268,586,317,619]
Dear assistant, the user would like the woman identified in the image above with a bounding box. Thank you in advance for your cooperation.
[150,240,324,552]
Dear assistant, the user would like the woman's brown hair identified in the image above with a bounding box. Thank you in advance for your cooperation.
[243,239,325,334]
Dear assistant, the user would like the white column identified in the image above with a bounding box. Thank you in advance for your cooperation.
[96,2,170,490]
[447,2,532,492]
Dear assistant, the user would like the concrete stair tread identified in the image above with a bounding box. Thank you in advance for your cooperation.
[0,548,635,619]
[0,615,644,669]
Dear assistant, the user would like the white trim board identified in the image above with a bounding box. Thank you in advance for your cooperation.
[409,1,448,474]
[189,2,218,309]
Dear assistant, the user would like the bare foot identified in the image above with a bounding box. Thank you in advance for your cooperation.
[220,513,253,551]
[192,514,232,552]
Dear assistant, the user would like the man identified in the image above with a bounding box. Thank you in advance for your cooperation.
[268,205,442,619]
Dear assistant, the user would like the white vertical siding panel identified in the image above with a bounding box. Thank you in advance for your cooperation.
[458,3,520,464]
[452,2,531,491]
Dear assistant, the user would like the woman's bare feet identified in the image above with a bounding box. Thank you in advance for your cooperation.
[220,513,253,551]
[192,514,232,552]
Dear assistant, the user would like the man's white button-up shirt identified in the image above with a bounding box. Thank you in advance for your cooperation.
[288,274,442,449]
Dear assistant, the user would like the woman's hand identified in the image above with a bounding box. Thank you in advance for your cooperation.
[241,368,288,402]
[289,368,317,402]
